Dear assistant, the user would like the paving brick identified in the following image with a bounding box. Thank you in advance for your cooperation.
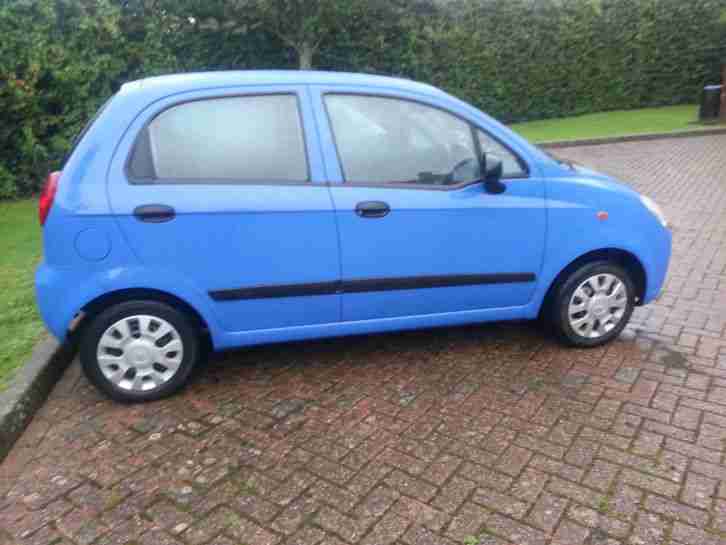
[582,459,619,493]
[644,420,697,442]
[547,477,605,510]
[621,469,681,497]
[346,462,393,498]
[510,467,549,503]
[316,507,366,543]
[610,484,643,521]
[285,526,327,545]
[431,476,475,514]
[147,501,195,532]
[271,495,320,535]
[515,434,567,460]
[360,509,409,545]
[138,529,185,545]
[549,519,590,545]
[664,437,722,464]
[471,488,528,518]
[580,425,633,450]
[458,462,513,493]
[57,509,111,545]
[692,458,726,481]
[444,502,489,542]
[353,485,399,524]
[631,512,669,545]
[378,448,427,476]
[567,504,630,539]
[391,497,447,532]
[529,455,585,482]
[308,481,358,512]
[713,499,726,533]
[401,524,459,545]
[384,469,438,503]
[671,521,725,545]
[223,511,281,545]
[600,444,682,483]
[631,430,664,457]
[424,453,462,486]
[485,511,549,545]
[526,491,567,532]
[682,472,718,509]
[644,494,709,528]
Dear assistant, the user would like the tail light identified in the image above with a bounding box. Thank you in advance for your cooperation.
[39,171,61,226]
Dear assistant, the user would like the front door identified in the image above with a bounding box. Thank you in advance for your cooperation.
[108,87,341,334]
[312,89,546,322]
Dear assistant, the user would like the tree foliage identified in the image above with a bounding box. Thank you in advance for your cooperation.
[1,0,725,198]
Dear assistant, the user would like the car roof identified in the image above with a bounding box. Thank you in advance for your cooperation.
[120,70,449,100]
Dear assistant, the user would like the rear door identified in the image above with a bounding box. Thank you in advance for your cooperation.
[107,86,341,334]
[311,87,546,322]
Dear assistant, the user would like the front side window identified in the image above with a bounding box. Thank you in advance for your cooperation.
[325,94,480,186]
[128,94,308,183]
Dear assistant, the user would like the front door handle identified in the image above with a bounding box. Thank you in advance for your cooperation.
[134,204,175,223]
[355,201,390,218]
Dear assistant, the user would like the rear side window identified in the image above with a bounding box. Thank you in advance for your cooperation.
[128,94,308,183]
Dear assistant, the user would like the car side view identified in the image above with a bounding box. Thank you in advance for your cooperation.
[36,71,672,402]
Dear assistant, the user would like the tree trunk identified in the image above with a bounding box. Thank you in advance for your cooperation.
[298,42,314,70]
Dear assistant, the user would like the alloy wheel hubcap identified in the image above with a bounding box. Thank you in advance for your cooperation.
[97,315,184,392]
[568,273,628,339]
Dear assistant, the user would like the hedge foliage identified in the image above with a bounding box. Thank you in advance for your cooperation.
[1,0,725,198]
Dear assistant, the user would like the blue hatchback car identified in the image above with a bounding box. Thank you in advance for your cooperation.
[36,71,671,402]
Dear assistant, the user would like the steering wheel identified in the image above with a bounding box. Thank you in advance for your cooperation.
[443,157,478,185]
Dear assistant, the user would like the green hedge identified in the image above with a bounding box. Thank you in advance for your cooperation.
[1,0,724,198]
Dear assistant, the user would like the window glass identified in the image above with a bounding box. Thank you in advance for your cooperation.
[325,95,480,186]
[477,130,526,178]
[130,95,307,183]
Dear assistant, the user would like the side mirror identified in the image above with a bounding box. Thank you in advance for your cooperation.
[482,153,505,194]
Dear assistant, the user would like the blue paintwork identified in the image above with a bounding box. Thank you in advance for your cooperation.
[36,70,672,349]
[309,85,546,321]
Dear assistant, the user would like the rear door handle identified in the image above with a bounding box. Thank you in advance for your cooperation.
[355,201,390,218]
[134,204,175,223]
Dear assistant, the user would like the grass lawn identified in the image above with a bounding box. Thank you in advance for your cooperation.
[511,104,703,143]
[0,199,43,390]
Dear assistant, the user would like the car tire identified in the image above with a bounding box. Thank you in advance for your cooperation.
[550,261,635,348]
[80,300,199,403]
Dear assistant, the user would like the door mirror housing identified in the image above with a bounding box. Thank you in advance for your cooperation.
[482,153,505,194]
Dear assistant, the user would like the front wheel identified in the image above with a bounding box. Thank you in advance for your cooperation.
[549,261,635,347]
[80,301,199,402]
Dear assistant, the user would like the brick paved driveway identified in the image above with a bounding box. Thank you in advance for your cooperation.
[3,134,726,545]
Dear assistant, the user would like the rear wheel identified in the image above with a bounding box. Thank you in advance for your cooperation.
[80,301,199,402]
[549,261,635,347]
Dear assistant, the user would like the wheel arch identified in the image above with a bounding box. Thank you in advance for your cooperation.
[539,248,647,318]
[79,288,211,335]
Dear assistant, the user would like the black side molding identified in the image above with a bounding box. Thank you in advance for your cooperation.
[209,273,536,302]
[209,281,339,301]
[343,273,535,294]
